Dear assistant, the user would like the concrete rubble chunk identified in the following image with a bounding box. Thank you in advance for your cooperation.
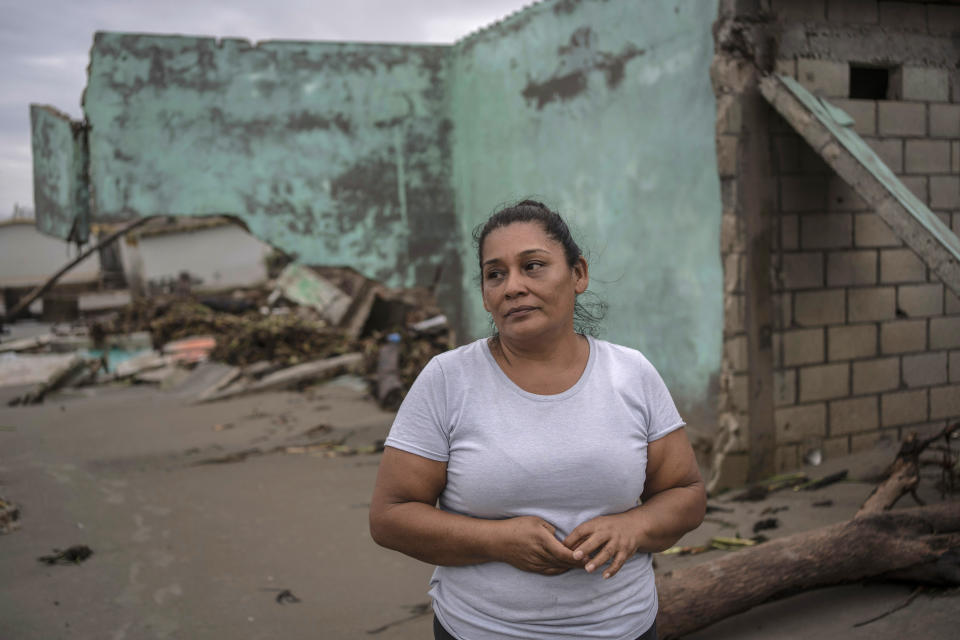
[760,74,960,299]
[6,353,89,406]
[112,350,168,380]
[275,264,353,326]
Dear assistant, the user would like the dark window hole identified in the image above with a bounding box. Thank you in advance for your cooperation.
[849,65,891,100]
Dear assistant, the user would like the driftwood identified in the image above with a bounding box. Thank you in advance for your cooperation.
[656,504,960,638]
[657,423,960,639]
[857,422,959,517]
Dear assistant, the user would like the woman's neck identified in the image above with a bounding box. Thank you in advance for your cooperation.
[489,331,589,395]
[492,328,585,367]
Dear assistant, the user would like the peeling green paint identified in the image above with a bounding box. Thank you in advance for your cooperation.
[81,33,461,318]
[29,105,89,243]
[30,0,722,410]
[449,0,721,407]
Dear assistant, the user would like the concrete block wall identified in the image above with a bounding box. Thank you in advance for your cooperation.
[763,0,960,471]
[711,30,759,488]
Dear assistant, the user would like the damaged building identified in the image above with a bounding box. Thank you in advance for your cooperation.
[25,0,960,489]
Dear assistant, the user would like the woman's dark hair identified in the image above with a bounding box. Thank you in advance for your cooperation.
[472,199,606,336]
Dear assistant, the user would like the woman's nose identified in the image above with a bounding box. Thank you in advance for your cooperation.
[504,271,527,298]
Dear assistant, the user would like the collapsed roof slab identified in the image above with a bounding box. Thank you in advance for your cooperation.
[759,74,960,299]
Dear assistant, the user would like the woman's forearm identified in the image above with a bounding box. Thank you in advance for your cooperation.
[370,501,502,566]
[371,502,582,574]
[626,481,706,553]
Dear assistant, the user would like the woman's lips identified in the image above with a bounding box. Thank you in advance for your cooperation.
[505,306,537,318]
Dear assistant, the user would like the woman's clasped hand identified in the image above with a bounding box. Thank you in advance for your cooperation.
[493,513,648,579]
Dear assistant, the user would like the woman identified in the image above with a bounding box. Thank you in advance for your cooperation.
[370,200,705,640]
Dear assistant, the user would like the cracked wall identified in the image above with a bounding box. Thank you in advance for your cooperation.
[32,0,723,415]
[82,33,461,319]
[449,0,722,414]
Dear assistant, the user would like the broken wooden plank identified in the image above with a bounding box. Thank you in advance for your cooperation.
[759,74,960,297]
[199,352,364,402]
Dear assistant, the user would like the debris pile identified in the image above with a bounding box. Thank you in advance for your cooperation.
[1,265,454,408]
[0,496,20,534]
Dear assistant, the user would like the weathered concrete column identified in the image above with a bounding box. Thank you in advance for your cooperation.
[709,1,777,490]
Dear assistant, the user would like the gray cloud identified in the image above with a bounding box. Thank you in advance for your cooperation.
[0,0,534,218]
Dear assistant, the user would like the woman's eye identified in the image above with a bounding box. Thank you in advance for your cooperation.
[526,262,543,271]
[485,270,503,280]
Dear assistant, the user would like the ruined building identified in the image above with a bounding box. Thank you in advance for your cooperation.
[30,0,960,488]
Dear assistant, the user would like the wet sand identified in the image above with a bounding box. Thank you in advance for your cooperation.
[0,373,956,639]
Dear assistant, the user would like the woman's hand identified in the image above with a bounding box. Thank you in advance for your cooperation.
[563,513,641,580]
[562,429,708,580]
[493,516,584,575]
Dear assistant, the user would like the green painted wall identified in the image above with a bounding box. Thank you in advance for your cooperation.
[29,105,89,243]
[31,0,722,410]
[449,0,721,407]
[83,33,461,314]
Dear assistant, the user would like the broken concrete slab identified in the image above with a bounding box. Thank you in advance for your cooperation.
[275,264,353,326]
[7,353,89,406]
[112,351,167,380]
[760,74,960,297]
[0,334,54,354]
[190,364,243,403]
[0,353,82,388]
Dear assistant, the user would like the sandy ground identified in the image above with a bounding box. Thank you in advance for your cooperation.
[0,365,957,639]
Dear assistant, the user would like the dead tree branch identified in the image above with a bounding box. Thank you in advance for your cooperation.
[656,503,960,639]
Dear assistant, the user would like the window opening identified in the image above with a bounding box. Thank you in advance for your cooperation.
[849,65,891,100]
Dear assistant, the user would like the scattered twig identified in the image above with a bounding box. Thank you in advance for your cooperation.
[705,504,734,514]
[761,505,788,515]
[852,587,923,627]
[797,470,848,491]
[732,472,809,501]
[703,516,737,529]
[366,602,432,634]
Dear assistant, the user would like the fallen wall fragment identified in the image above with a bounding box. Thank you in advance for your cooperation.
[760,74,960,297]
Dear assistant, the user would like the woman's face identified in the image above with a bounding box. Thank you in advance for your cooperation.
[480,221,588,343]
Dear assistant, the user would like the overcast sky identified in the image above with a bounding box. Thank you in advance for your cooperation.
[0,0,534,219]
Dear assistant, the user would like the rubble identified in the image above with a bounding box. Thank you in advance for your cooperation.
[198,352,364,403]
[0,265,454,406]
[0,497,20,534]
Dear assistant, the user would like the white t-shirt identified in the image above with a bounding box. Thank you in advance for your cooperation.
[384,335,685,640]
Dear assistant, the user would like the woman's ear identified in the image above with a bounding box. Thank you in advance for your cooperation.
[574,257,589,295]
